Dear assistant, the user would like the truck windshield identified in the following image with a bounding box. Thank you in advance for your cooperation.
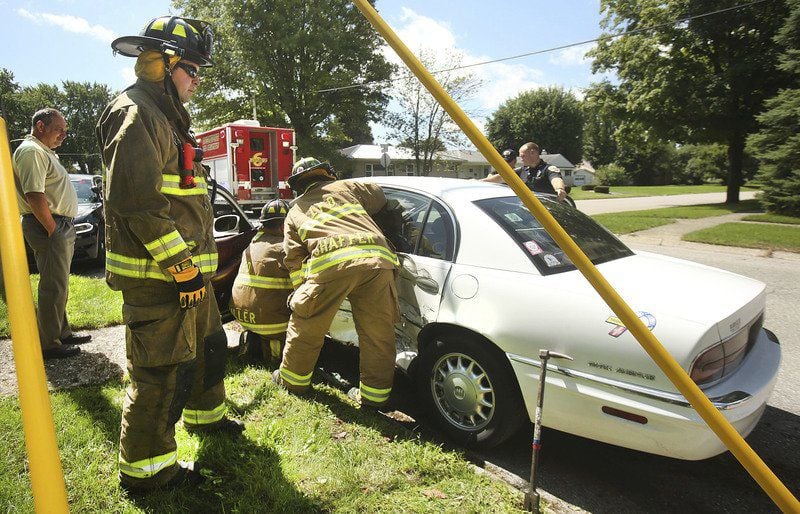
[474,196,633,275]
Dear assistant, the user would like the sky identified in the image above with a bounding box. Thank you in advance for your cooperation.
[0,0,612,144]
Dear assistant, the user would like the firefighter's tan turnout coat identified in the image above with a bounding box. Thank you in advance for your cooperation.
[97,78,229,488]
[230,229,292,359]
[279,179,400,406]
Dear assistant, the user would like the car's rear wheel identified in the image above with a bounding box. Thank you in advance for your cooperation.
[416,336,526,448]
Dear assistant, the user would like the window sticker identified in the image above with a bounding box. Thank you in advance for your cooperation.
[523,240,543,256]
[504,212,523,223]
[543,254,560,267]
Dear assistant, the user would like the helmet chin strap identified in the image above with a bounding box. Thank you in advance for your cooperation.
[160,53,195,141]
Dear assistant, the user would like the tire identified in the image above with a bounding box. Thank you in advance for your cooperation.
[416,335,526,449]
[93,226,106,265]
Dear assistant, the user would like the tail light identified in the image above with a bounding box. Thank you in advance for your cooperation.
[690,314,763,386]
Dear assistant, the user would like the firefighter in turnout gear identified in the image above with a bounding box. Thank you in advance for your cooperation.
[272,158,401,409]
[231,199,292,364]
[97,15,243,493]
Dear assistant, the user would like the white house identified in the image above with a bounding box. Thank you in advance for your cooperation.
[339,144,576,181]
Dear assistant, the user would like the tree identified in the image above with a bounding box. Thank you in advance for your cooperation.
[591,0,792,203]
[0,69,28,143]
[746,1,800,215]
[582,81,622,167]
[385,49,482,175]
[175,0,394,162]
[58,81,114,174]
[486,87,584,165]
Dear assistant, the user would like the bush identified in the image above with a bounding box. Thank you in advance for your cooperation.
[595,163,631,186]
[594,185,610,194]
[581,184,595,191]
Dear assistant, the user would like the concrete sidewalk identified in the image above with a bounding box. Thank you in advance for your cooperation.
[0,323,243,396]
[576,190,758,215]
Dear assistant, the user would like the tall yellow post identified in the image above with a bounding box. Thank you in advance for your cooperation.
[350,1,800,512]
[0,117,70,513]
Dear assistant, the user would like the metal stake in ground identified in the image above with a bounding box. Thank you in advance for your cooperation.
[524,349,573,513]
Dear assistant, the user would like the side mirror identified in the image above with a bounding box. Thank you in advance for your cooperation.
[214,214,240,234]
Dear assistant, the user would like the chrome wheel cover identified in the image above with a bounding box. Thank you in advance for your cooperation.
[430,351,495,431]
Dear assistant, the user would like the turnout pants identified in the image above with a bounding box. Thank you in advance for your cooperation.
[21,215,76,350]
[118,281,228,489]
[280,268,399,405]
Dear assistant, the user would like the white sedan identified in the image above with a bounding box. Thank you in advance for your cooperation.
[327,177,780,460]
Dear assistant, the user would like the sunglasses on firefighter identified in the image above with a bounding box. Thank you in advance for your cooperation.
[175,62,201,79]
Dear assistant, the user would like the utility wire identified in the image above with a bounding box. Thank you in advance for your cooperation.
[316,0,773,94]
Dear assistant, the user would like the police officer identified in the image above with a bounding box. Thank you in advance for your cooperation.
[97,15,243,493]
[230,199,292,364]
[518,142,567,201]
[482,143,567,202]
[272,158,400,410]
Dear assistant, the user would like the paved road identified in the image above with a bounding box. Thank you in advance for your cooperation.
[575,191,758,215]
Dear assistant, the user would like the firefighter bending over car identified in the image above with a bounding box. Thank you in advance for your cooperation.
[272,158,401,410]
[230,199,293,364]
[97,15,243,494]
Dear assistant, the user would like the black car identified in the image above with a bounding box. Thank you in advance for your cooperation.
[208,179,259,319]
[69,174,105,263]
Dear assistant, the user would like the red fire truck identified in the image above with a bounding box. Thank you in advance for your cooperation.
[197,120,295,214]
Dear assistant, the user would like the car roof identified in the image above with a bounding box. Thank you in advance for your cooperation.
[349,176,525,203]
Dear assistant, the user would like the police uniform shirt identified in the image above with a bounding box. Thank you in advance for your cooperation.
[521,160,562,195]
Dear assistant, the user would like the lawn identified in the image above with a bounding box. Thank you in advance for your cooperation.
[570,183,760,200]
[684,223,800,252]
[0,363,525,512]
[590,200,761,235]
[0,275,122,338]
[741,213,800,225]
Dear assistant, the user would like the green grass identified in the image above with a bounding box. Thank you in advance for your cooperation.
[570,183,760,200]
[590,200,762,235]
[0,275,122,338]
[684,223,800,252]
[741,213,800,225]
[0,364,525,512]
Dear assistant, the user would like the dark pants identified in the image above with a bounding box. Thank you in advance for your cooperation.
[21,215,76,350]
[118,281,228,489]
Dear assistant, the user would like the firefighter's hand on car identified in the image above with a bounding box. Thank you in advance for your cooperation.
[169,258,207,309]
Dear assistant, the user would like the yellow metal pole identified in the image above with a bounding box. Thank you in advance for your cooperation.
[350,1,800,511]
[0,117,70,513]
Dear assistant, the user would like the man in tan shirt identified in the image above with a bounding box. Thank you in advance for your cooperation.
[14,108,91,359]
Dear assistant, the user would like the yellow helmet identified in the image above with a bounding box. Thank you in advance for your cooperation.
[287,157,336,192]
[112,16,214,67]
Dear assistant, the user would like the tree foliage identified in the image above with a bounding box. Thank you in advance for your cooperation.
[746,1,800,215]
[591,0,792,202]
[485,87,584,164]
[175,0,394,163]
[0,69,29,142]
[385,49,481,175]
[0,69,112,174]
[582,81,622,167]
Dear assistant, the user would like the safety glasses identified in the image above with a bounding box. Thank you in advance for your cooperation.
[175,62,201,79]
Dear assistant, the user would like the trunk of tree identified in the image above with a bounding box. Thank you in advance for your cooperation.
[726,132,744,204]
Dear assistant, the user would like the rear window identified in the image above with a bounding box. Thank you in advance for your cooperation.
[475,196,633,275]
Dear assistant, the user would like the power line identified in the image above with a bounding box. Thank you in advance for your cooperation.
[315,0,773,94]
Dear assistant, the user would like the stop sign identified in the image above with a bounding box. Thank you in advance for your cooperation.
[380,152,391,168]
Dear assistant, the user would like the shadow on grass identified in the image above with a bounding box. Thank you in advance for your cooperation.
[64,368,317,512]
[124,433,319,513]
